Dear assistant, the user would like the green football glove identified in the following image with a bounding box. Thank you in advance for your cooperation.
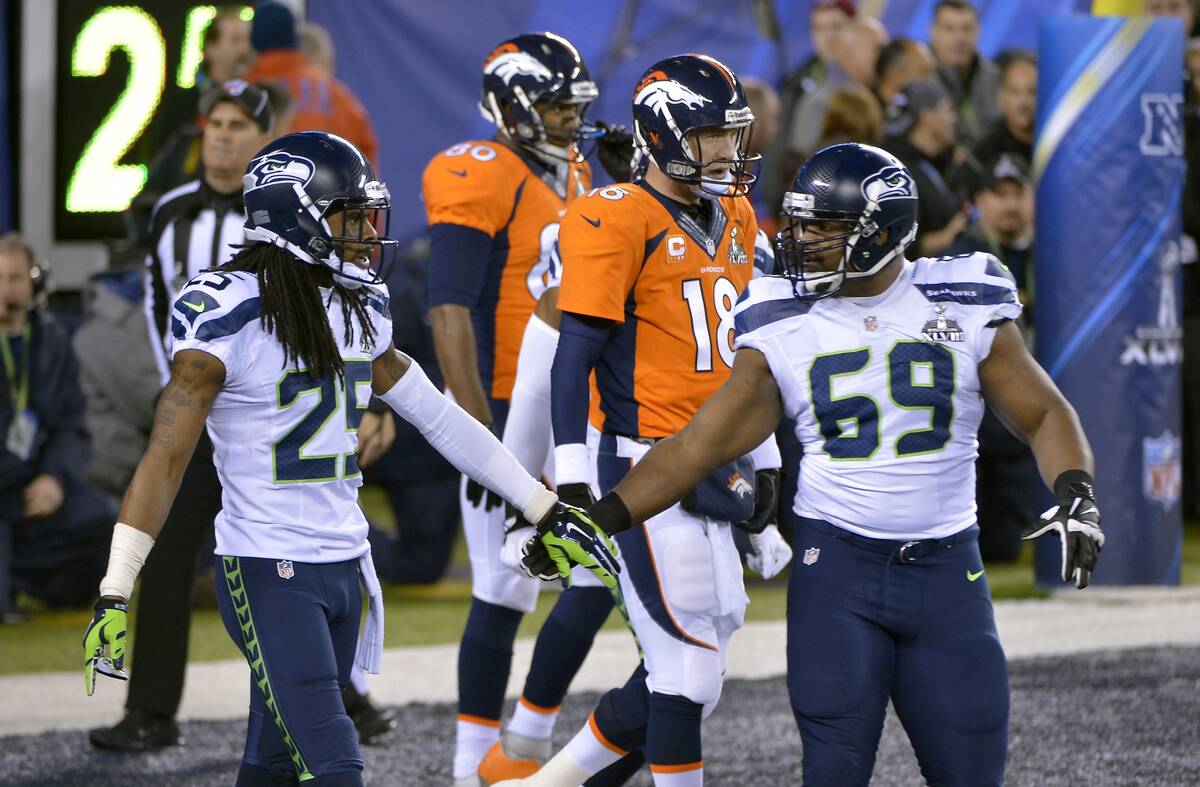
[83,597,129,696]
[539,503,621,591]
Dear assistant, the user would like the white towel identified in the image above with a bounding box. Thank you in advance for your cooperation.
[355,550,385,675]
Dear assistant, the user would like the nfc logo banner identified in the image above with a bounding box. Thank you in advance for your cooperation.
[1139,93,1183,157]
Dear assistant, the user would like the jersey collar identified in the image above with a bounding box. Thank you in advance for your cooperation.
[637,182,728,259]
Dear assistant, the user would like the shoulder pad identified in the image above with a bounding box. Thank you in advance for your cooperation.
[912,252,1019,308]
[170,271,260,343]
[732,276,813,341]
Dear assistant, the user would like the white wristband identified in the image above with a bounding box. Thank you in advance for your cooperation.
[523,487,558,526]
[554,442,591,486]
[99,523,156,600]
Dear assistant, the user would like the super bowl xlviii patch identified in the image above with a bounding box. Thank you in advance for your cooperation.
[922,303,964,342]
[727,226,748,264]
[802,547,820,566]
[277,560,295,579]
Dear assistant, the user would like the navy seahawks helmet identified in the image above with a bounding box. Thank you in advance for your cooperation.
[631,54,759,196]
[775,143,918,299]
[480,32,601,163]
[242,131,397,288]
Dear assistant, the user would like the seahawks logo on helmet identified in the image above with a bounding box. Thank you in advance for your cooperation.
[246,152,316,190]
[861,165,916,204]
[484,51,554,85]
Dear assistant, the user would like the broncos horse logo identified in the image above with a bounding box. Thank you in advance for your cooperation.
[861,165,916,204]
[246,152,316,190]
[484,48,553,85]
[634,72,711,122]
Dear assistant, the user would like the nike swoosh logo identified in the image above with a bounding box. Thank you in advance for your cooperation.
[582,215,601,228]
[967,569,985,582]
[181,300,206,313]
[448,169,468,177]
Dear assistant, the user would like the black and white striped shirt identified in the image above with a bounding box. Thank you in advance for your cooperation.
[142,179,246,384]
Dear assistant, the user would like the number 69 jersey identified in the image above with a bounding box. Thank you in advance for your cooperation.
[168,270,393,562]
[732,253,1022,540]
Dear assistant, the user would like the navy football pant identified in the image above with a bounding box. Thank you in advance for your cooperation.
[217,555,364,785]
[788,518,1008,786]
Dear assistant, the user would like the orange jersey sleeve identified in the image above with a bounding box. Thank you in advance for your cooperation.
[421,141,517,236]
[557,185,647,322]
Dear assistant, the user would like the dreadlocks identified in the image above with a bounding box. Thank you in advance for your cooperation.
[221,244,376,381]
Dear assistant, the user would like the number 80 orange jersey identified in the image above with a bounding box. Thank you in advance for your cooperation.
[557,182,759,438]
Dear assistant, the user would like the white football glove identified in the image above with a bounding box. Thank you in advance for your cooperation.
[747,524,792,579]
[501,524,536,573]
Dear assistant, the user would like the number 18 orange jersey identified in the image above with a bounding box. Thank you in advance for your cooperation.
[557,182,758,438]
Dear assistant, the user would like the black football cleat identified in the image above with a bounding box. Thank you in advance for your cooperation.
[342,683,397,745]
[88,710,183,751]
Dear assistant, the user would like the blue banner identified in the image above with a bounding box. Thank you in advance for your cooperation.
[0,0,11,234]
[1034,15,1185,584]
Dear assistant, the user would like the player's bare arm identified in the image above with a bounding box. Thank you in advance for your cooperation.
[370,341,413,393]
[116,349,225,546]
[610,347,783,526]
[533,287,562,330]
[429,303,494,425]
[978,320,1094,484]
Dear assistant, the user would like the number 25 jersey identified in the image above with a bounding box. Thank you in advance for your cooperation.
[733,253,1022,540]
[169,270,393,562]
[557,183,759,438]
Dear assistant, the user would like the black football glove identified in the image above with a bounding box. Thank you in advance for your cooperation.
[557,482,596,510]
[502,504,558,581]
[737,469,781,535]
[465,423,504,512]
[595,122,636,182]
[1022,470,1105,589]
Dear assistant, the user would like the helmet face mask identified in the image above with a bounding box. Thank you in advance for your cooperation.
[631,54,761,197]
[480,33,602,164]
[773,143,919,300]
[242,132,399,289]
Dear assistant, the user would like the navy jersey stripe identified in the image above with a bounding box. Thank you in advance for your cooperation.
[194,297,262,341]
[915,282,1017,306]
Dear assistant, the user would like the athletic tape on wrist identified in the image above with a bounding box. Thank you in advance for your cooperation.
[99,523,155,600]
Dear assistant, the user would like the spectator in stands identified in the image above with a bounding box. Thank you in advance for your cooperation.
[0,234,114,621]
[782,16,888,191]
[972,50,1036,167]
[300,21,336,75]
[765,0,857,209]
[951,152,1035,314]
[742,77,782,226]
[816,84,884,150]
[875,37,935,107]
[73,269,159,501]
[198,5,253,93]
[929,0,1000,149]
[244,1,379,165]
[948,153,1039,562]
[883,78,967,256]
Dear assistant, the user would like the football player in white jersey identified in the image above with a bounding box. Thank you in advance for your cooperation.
[533,143,1104,786]
[80,132,562,786]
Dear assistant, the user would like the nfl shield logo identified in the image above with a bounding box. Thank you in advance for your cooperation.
[802,547,820,566]
[864,315,878,331]
[277,560,295,579]
[1143,430,1181,510]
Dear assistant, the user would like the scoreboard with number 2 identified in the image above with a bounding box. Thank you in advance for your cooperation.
[54,2,252,240]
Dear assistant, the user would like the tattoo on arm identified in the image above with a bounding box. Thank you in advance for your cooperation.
[150,352,221,451]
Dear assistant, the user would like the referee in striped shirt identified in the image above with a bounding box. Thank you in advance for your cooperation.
[90,80,395,750]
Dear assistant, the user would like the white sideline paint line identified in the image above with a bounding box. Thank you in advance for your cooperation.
[4,588,1199,737]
